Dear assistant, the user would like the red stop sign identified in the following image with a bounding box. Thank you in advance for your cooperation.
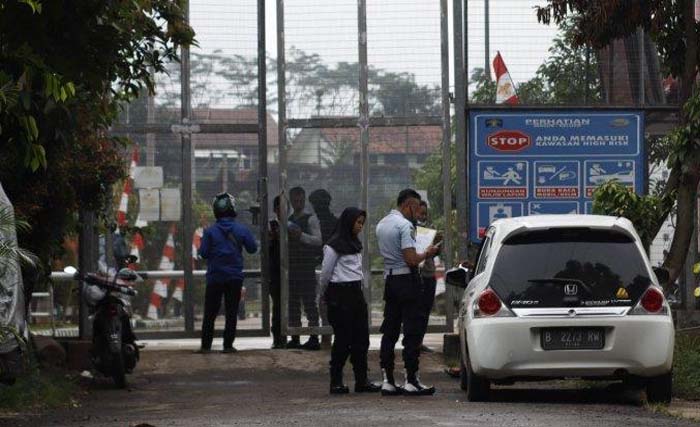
[487,130,531,152]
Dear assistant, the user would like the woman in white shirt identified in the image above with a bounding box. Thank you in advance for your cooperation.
[320,207,381,394]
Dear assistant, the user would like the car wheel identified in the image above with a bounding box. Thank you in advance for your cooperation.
[462,348,490,402]
[646,371,672,404]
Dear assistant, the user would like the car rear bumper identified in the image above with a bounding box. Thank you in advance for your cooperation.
[466,315,674,379]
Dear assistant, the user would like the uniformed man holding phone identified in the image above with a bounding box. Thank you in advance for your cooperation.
[376,189,439,396]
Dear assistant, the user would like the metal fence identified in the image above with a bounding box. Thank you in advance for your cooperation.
[44,0,686,340]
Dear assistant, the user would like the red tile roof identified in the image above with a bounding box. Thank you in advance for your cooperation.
[312,126,442,154]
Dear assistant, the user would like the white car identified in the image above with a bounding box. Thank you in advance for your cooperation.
[446,215,674,403]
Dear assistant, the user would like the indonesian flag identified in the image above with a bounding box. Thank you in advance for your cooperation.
[493,51,519,105]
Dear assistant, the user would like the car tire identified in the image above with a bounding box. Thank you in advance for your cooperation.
[646,371,672,404]
[461,348,490,402]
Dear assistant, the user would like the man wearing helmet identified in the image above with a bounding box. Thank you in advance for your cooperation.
[197,193,258,353]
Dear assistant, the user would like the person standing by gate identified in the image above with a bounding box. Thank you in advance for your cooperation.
[320,207,381,394]
[197,193,257,354]
[268,195,286,348]
[287,186,322,350]
[309,188,338,349]
[376,189,439,396]
[416,200,440,353]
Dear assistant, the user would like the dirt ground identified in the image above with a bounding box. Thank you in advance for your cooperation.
[3,347,698,427]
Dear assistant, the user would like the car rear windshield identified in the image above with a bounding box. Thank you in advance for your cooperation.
[490,228,651,308]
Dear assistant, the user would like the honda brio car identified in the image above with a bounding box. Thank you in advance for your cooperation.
[446,215,674,403]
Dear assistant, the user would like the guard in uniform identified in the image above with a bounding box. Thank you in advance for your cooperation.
[376,189,439,396]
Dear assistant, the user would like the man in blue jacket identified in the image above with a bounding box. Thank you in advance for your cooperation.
[198,193,257,353]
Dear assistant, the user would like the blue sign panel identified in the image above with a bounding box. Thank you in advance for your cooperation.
[469,110,644,242]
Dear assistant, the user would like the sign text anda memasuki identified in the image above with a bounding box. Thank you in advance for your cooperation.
[468,110,645,243]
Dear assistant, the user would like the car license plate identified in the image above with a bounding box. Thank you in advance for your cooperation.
[541,327,604,350]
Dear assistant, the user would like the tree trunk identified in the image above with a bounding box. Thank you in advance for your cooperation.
[663,159,700,287]
[661,0,698,288]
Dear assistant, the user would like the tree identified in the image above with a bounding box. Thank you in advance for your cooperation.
[537,0,700,288]
[0,1,194,286]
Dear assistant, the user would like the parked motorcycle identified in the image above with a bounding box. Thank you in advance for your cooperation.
[64,262,141,388]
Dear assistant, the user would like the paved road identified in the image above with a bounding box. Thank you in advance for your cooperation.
[6,339,697,427]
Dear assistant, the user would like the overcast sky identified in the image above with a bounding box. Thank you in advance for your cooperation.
[179,0,559,108]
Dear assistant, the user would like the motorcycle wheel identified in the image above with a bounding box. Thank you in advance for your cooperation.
[111,350,127,389]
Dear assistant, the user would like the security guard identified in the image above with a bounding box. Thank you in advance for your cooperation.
[376,189,439,396]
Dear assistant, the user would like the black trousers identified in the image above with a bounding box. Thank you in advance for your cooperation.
[270,275,282,340]
[201,280,243,350]
[326,284,369,379]
[379,273,427,375]
[288,270,320,329]
[420,276,437,335]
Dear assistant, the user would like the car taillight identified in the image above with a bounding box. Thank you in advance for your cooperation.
[640,287,664,313]
[628,286,669,316]
[477,289,502,316]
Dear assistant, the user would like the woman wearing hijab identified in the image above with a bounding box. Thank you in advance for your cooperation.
[319,207,381,394]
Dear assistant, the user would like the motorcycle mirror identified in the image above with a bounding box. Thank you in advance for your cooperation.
[63,266,77,275]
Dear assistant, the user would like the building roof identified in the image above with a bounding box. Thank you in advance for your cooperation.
[291,125,442,155]
[153,108,279,148]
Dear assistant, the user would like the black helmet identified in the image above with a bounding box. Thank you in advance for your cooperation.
[213,192,237,219]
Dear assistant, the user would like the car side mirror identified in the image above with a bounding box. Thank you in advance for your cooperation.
[653,267,670,285]
[446,264,471,289]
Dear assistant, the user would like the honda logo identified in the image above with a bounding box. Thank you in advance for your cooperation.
[564,283,578,296]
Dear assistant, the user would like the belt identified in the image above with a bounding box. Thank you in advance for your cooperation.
[384,267,412,277]
[328,280,362,288]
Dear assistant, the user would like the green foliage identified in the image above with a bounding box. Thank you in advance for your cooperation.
[413,142,456,219]
[667,90,700,172]
[0,207,37,275]
[592,181,673,249]
[0,0,194,285]
[673,333,700,400]
[0,367,78,412]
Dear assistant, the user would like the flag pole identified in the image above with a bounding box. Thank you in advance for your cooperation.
[484,0,490,80]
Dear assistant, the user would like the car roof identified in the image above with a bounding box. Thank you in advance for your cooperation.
[489,214,637,238]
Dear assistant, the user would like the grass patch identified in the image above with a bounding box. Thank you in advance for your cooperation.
[0,368,78,413]
[673,333,700,400]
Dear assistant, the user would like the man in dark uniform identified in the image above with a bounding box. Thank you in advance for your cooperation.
[376,189,439,396]
[416,200,440,353]
[287,186,322,350]
[268,195,285,348]
[308,188,338,349]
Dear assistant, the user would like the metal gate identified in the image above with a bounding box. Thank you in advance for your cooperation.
[275,0,456,337]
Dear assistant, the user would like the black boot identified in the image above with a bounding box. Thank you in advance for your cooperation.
[380,368,402,396]
[301,335,320,351]
[272,335,287,349]
[286,336,301,349]
[354,369,381,393]
[330,367,349,394]
[402,370,435,396]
